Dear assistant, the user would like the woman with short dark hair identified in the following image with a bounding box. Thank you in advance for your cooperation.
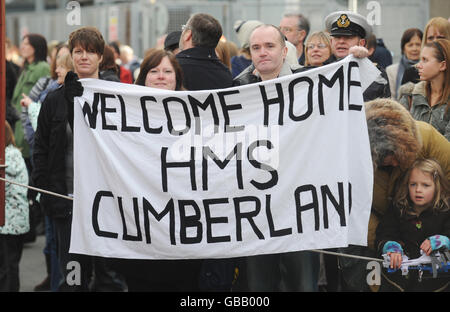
[135,49,184,91]
[118,49,192,292]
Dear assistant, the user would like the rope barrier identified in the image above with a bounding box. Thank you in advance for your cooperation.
[0,176,385,262]
[0,177,73,201]
[310,249,384,262]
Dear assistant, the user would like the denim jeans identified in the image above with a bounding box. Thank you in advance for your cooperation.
[43,215,61,291]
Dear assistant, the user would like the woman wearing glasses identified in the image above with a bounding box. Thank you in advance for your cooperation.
[304,31,333,67]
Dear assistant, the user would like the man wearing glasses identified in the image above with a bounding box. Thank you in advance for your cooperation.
[279,13,310,65]
[176,13,236,292]
[176,13,233,91]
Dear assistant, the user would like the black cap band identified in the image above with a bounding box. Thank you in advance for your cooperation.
[330,15,366,38]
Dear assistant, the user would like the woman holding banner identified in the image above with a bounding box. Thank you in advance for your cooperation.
[114,49,200,291]
[135,49,184,91]
[34,26,126,292]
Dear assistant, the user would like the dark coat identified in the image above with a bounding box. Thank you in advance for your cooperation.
[363,63,391,101]
[33,72,120,218]
[176,46,233,90]
[6,61,19,129]
[401,66,420,85]
[375,204,450,291]
[368,38,393,69]
[231,55,252,78]
[328,55,391,101]
[100,68,120,82]
[33,85,71,218]
[376,205,450,259]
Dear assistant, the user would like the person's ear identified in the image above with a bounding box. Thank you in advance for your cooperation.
[298,29,307,43]
[439,60,446,72]
[282,45,288,59]
[184,29,192,42]
[359,38,366,47]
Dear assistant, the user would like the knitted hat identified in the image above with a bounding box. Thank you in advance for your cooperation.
[234,20,264,49]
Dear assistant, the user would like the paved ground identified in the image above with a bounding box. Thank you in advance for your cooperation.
[20,234,47,292]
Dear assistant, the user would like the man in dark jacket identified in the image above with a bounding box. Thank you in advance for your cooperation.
[324,11,391,101]
[234,24,320,292]
[369,38,393,69]
[33,26,125,292]
[176,13,233,91]
[174,13,237,292]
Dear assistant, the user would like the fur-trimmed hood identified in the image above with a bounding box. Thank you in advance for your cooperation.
[365,98,422,171]
[397,81,426,100]
[410,80,427,97]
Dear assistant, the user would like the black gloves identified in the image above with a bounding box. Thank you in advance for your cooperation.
[64,71,84,104]
[64,71,83,131]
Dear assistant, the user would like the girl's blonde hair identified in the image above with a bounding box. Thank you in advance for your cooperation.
[56,52,74,72]
[394,158,450,216]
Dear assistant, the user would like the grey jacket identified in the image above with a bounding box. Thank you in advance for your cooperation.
[232,61,303,86]
[398,81,450,141]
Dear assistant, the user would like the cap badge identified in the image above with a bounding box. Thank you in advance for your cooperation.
[337,14,350,28]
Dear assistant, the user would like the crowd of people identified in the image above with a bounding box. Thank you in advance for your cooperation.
[1,8,449,292]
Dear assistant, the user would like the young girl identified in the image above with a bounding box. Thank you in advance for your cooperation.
[0,121,29,291]
[376,158,450,291]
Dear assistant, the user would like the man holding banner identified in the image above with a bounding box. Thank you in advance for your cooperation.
[325,11,391,102]
[233,24,320,292]
[177,13,236,291]
[68,45,379,294]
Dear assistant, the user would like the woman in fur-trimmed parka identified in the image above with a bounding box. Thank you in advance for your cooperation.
[398,81,450,141]
[337,98,450,291]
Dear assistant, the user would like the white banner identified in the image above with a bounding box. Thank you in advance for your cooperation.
[70,56,378,259]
